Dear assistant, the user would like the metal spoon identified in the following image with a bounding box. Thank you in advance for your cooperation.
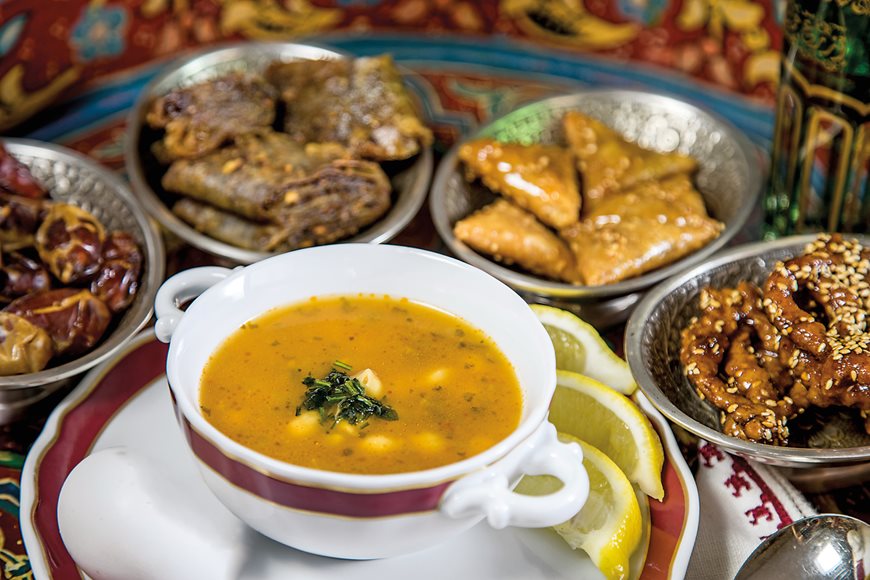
[735,514,870,580]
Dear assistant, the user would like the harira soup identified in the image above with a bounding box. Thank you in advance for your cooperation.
[198,294,523,475]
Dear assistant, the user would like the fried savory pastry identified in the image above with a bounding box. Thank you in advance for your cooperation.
[562,111,697,208]
[172,160,392,252]
[561,187,722,286]
[266,55,433,161]
[146,72,277,160]
[172,198,288,251]
[268,161,392,249]
[161,131,387,222]
[454,199,579,283]
[458,139,581,229]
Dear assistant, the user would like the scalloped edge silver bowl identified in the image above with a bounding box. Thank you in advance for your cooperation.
[0,139,164,422]
[430,90,763,327]
[626,234,870,472]
[125,41,433,265]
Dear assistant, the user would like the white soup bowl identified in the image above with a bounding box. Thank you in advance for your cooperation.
[154,244,588,559]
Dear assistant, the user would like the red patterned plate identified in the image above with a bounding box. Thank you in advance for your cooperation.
[20,331,698,579]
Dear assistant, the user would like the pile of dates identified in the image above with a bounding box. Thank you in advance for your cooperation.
[0,143,142,375]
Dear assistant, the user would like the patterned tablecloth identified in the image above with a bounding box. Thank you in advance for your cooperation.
[0,1,867,578]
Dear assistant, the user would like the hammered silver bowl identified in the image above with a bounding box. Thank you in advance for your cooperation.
[125,41,434,264]
[0,139,164,423]
[430,90,762,328]
[626,235,870,489]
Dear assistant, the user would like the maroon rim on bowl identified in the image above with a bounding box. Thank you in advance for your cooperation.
[20,331,695,578]
[157,245,557,492]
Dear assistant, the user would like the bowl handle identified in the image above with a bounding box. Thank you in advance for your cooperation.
[440,421,588,529]
[154,266,235,343]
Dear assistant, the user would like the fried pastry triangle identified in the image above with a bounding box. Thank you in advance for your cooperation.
[587,174,708,221]
[561,182,722,286]
[454,199,580,283]
[458,139,581,229]
[563,111,698,208]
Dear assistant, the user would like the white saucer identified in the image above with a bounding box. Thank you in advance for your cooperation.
[20,331,698,579]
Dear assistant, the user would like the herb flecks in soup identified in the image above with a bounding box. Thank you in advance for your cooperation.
[199,295,523,475]
[298,364,399,427]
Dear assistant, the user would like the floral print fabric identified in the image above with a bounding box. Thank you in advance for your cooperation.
[0,0,782,130]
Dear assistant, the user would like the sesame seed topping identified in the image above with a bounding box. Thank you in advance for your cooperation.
[681,233,870,447]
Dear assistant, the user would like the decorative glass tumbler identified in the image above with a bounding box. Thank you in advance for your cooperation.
[765,0,869,237]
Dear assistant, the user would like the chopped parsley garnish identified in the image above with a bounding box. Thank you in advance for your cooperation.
[333,359,352,371]
[296,362,398,428]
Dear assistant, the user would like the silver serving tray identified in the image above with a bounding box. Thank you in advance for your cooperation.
[0,139,164,422]
[125,41,433,264]
[626,234,870,473]
[429,90,763,327]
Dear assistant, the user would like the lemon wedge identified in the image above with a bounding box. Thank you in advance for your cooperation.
[531,304,636,395]
[631,484,652,575]
[548,370,664,500]
[516,435,642,580]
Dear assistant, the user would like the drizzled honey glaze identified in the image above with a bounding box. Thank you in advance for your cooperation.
[681,234,870,446]
[199,295,523,475]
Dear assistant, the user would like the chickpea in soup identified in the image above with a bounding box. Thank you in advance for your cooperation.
[199,295,523,475]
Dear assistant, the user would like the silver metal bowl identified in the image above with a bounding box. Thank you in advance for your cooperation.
[0,139,165,423]
[125,41,433,264]
[625,235,870,479]
[430,90,762,327]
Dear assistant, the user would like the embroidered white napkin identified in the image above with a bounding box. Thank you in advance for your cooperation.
[685,441,817,580]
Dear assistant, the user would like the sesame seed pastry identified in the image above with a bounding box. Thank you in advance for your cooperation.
[680,282,800,444]
[680,234,870,445]
[763,234,870,425]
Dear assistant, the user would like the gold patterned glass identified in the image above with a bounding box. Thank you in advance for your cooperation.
[765,0,870,237]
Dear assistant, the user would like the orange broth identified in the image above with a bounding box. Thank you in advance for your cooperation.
[199,295,523,474]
